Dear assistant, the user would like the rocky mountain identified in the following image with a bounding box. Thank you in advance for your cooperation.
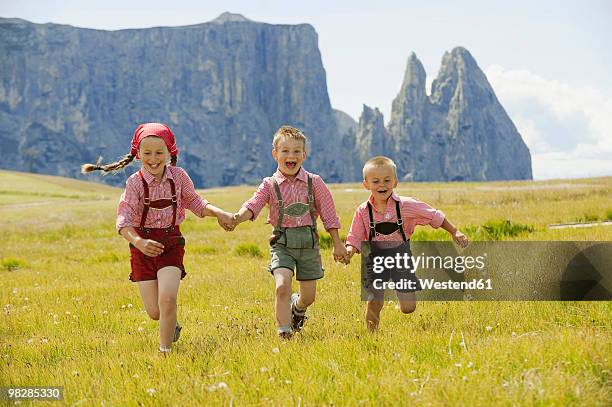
[0,13,346,186]
[355,105,389,164]
[380,48,531,181]
[0,14,531,187]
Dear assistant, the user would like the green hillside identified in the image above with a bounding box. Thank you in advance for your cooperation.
[1,170,611,405]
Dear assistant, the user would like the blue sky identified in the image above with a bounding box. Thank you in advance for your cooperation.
[2,0,611,179]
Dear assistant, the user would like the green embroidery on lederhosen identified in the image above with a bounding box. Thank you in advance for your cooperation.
[270,175,318,248]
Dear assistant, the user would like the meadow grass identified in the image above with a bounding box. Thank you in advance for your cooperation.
[0,170,611,406]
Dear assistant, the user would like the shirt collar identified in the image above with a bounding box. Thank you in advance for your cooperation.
[273,166,308,184]
[140,165,174,185]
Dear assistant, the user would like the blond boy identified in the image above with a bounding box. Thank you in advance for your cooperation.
[233,126,347,338]
[345,156,468,331]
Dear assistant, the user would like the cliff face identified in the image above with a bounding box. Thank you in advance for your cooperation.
[0,15,531,186]
[355,105,389,163]
[0,14,344,186]
[382,47,532,181]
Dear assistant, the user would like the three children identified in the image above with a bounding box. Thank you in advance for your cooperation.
[84,123,468,350]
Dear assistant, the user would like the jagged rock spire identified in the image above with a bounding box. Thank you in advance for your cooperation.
[355,104,389,163]
[353,47,531,181]
[392,52,427,116]
[388,53,426,146]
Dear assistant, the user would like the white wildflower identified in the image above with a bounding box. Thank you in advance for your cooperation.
[207,382,228,392]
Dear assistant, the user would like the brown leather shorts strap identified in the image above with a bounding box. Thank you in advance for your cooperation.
[139,170,150,228]
[169,177,177,226]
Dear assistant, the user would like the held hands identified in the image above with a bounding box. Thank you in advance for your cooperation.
[134,237,165,257]
[345,245,357,264]
[332,241,350,264]
[336,245,357,265]
[217,211,238,232]
[453,230,469,248]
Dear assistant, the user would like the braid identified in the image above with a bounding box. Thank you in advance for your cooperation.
[81,154,136,174]
[170,155,178,166]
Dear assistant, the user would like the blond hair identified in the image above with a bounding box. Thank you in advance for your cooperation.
[363,156,397,180]
[272,125,307,150]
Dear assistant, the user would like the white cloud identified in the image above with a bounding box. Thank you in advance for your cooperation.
[532,152,612,180]
[484,65,612,180]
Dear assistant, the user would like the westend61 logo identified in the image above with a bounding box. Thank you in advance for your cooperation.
[360,241,612,301]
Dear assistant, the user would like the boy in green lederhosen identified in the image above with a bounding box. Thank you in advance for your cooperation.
[233,126,348,338]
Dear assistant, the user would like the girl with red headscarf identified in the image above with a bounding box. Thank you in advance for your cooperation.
[82,123,236,354]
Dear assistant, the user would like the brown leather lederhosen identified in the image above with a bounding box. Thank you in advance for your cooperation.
[128,170,186,282]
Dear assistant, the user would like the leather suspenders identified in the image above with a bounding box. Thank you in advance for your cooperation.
[138,170,178,229]
[367,200,407,242]
[272,175,316,230]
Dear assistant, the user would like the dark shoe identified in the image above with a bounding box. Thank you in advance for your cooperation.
[278,330,294,340]
[290,293,307,331]
[173,323,182,342]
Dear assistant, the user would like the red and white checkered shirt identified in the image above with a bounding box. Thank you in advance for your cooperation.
[345,192,445,252]
[116,166,209,231]
[242,167,341,231]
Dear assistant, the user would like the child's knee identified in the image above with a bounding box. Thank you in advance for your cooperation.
[158,294,177,311]
[275,282,291,299]
[400,301,416,314]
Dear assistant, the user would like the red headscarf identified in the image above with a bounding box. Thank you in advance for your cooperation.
[130,123,178,158]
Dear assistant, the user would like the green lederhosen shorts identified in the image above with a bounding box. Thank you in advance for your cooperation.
[268,226,324,281]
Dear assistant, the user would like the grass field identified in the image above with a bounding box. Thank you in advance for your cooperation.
[1,169,611,406]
